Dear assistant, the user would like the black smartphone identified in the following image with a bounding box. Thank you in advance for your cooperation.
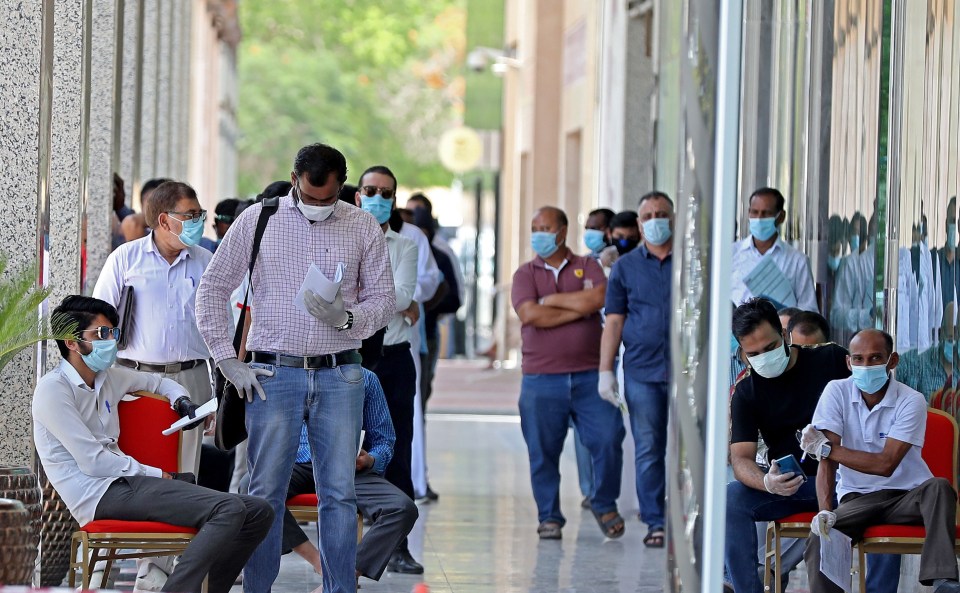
[774,454,807,482]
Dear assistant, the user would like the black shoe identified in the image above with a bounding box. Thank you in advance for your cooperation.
[425,485,439,501]
[387,550,424,574]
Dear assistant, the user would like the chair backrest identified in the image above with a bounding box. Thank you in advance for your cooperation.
[921,408,958,490]
[117,391,183,473]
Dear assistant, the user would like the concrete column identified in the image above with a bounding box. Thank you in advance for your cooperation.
[118,0,142,202]
[138,0,158,193]
[0,1,45,466]
[85,0,120,293]
[177,0,193,180]
[154,0,172,177]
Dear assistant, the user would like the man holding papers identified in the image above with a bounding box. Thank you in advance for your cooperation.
[731,187,819,312]
[196,143,395,593]
[800,329,960,593]
[33,296,272,593]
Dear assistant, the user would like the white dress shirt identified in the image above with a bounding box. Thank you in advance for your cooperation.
[730,235,818,312]
[831,246,874,334]
[812,377,932,500]
[896,244,940,353]
[32,361,188,525]
[93,234,213,363]
[399,221,442,303]
[384,230,419,346]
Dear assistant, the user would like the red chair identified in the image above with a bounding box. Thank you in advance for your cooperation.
[286,493,364,543]
[69,392,197,589]
[854,408,960,591]
[762,511,817,592]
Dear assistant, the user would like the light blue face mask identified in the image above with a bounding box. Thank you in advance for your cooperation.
[944,340,955,360]
[172,216,204,247]
[949,223,957,248]
[730,334,740,355]
[850,358,891,394]
[642,218,672,246]
[849,236,861,252]
[827,255,841,272]
[583,229,607,253]
[531,232,560,259]
[749,217,778,242]
[361,195,394,225]
[80,339,118,373]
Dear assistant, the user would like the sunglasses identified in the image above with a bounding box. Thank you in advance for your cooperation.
[80,326,121,341]
[359,185,395,200]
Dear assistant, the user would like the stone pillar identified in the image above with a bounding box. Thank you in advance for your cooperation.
[175,0,192,180]
[0,1,45,466]
[154,1,172,177]
[84,0,120,294]
[138,0,158,197]
[118,0,142,203]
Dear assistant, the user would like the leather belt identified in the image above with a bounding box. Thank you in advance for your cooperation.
[382,342,411,354]
[251,350,361,369]
[117,358,205,374]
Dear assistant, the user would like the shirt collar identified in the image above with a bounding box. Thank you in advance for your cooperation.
[850,376,901,408]
[385,229,401,241]
[534,254,570,272]
[59,360,94,392]
[638,244,672,260]
[145,232,191,261]
[739,235,783,255]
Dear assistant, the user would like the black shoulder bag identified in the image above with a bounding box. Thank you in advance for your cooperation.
[214,197,279,451]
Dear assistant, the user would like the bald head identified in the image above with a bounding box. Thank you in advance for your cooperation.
[533,206,568,229]
[849,329,897,371]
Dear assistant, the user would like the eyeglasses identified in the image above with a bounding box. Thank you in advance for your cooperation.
[359,186,395,200]
[214,214,235,223]
[80,326,121,341]
[167,210,208,223]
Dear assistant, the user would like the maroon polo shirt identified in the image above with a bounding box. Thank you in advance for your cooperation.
[511,252,606,375]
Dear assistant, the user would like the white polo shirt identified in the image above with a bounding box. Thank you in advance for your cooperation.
[812,376,932,500]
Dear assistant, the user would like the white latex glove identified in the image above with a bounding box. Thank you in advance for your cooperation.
[218,358,273,402]
[799,424,830,460]
[597,371,621,408]
[762,460,804,497]
[303,289,349,328]
[810,510,837,539]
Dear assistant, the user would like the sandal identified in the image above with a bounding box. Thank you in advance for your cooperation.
[592,510,626,539]
[537,521,562,540]
[644,527,665,548]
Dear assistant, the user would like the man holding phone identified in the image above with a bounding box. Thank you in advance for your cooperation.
[725,298,898,593]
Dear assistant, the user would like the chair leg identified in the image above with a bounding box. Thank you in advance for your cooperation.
[858,546,866,593]
[68,533,79,588]
[357,512,363,544]
[773,527,782,593]
[763,523,773,592]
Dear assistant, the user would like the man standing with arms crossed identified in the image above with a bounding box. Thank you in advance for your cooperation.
[196,143,395,593]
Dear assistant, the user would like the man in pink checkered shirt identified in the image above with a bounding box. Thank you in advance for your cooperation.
[196,143,395,593]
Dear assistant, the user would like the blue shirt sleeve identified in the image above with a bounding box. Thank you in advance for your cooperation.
[362,369,396,474]
[604,259,629,315]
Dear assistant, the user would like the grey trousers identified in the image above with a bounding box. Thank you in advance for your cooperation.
[281,464,419,580]
[95,475,273,593]
[805,477,958,592]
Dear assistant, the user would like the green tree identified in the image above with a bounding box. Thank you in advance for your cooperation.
[237,0,465,195]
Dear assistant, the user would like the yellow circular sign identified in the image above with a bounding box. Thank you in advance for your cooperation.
[438,127,483,173]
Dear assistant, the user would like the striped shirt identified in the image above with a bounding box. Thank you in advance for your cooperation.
[195,195,396,363]
[295,368,395,475]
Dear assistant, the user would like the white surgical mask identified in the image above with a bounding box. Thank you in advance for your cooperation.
[747,341,790,379]
[298,201,335,222]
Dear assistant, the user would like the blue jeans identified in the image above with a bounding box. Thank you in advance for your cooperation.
[242,362,364,593]
[519,370,625,526]
[571,420,594,499]
[623,378,668,529]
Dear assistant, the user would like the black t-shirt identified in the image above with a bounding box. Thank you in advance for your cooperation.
[730,343,850,476]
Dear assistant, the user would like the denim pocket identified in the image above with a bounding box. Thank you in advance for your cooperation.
[249,362,277,384]
[336,363,363,384]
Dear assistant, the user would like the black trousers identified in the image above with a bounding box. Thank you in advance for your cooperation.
[281,463,418,580]
[95,475,273,593]
[375,343,417,500]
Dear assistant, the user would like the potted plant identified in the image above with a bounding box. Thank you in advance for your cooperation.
[0,254,77,585]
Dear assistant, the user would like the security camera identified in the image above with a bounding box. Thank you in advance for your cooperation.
[467,49,488,72]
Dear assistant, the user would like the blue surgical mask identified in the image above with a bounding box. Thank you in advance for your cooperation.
[827,255,841,272]
[80,339,118,373]
[949,223,957,248]
[642,218,672,246]
[851,358,891,394]
[730,334,740,355]
[361,195,393,225]
[747,341,790,379]
[531,232,559,258]
[944,340,955,360]
[849,236,861,252]
[172,216,204,247]
[749,217,778,242]
[584,229,607,253]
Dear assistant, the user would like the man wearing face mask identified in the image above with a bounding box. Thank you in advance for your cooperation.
[800,329,958,593]
[32,296,274,593]
[725,298,898,593]
[583,208,615,258]
[598,210,641,269]
[731,187,818,312]
[511,206,626,541]
[598,191,673,548]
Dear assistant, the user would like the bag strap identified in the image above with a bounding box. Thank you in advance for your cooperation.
[232,197,280,354]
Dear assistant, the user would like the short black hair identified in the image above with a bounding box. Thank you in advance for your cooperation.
[777,306,802,320]
[852,328,894,356]
[609,210,639,231]
[257,181,292,203]
[749,187,786,212]
[214,198,242,222]
[51,296,119,359]
[787,311,830,341]
[732,297,782,340]
[588,208,616,227]
[358,165,398,192]
[142,177,172,196]
[143,181,198,229]
[338,184,358,204]
[638,191,673,209]
[293,143,348,187]
[407,192,433,214]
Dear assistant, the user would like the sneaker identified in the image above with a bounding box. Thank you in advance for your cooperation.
[133,565,169,593]
[425,485,439,501]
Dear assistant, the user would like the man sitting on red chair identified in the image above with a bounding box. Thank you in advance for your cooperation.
[32,295,273,593]
[801,328,960,593]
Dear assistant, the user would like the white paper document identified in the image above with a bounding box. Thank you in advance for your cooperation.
[819,528,853,592]
[295,262,345,314]
[162,398,218,436]
[358,430,366,456]
[743,256,798,307]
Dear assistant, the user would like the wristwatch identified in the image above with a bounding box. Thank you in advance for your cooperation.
[335,310,354,332]
[819,443,832,460]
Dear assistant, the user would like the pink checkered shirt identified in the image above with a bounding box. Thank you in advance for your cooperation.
[195,196,396,363]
